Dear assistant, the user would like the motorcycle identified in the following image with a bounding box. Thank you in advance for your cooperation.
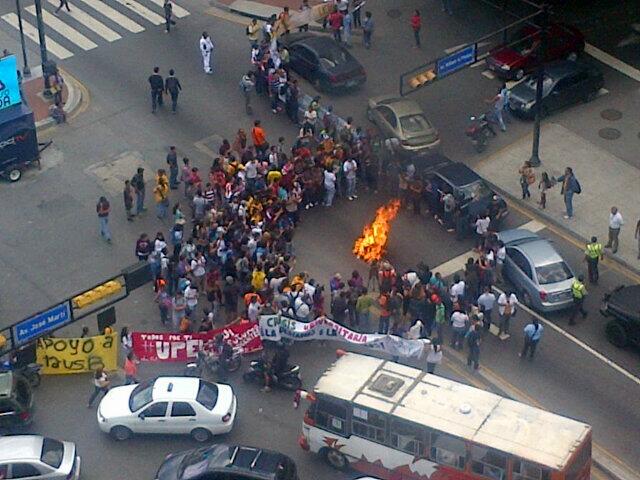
[184,348,242,378]
[242,359,302,391]
[0,362,41,387]
[465,113,496,153]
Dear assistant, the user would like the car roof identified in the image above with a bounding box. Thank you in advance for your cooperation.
[544,60,592,80]
[190,444,289,480]
[434,162,482,187]
[609,285,640,312]
[498,228,540,245]
[283,32,339,51]
[372,96,424,116]
[514,239,564,266]
[0,435,44,462]
[152,376,200,401]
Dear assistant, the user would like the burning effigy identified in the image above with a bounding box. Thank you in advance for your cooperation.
[353,200,401,263]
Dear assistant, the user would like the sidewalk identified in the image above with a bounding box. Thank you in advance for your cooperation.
[476,122,640,273]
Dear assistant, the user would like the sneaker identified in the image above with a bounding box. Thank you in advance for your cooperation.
[261,386,271,393]
[352,194,358,199]
[499,333,510,340]
[563,215,570,219]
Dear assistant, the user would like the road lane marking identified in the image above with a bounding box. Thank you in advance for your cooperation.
[433,219,545,278]
[482,70,495,79]
[586,42,640,83]
[46,0,121,41]
[113,0,164,25]
[1,13,73,59]
[25,6,97,50]
[76,0,144,33]
[470,59,486,68]
[147,0,190,18]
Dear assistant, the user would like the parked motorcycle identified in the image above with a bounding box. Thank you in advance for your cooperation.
[184,348,242,378]
[242,359,302,391]
[465,113,497,153]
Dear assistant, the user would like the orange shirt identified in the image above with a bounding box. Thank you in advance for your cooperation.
[252,126,266,147]
[124,358,137,377]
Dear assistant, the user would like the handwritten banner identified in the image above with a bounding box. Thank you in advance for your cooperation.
[259,315,426,359]
[132,322,263,362]
[36,334,118,374]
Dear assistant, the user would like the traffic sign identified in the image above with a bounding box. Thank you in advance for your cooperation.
[436,44,476,78]
[14,301,73,345]
[0,55,22,110]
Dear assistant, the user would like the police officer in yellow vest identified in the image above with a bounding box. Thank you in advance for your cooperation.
[569,274,587,325]
[584,236,603,284]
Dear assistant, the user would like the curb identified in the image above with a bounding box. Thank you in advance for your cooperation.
[35,68,84,131]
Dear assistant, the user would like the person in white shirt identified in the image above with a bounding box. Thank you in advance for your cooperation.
[199,32,214,74]
[425,338,442,374]
[323,168,337,207]
[495,241,506,284]
[450,309,469,349]
[184,283,199,317]
[474,213,491,251]
[477,286,496,330]
[497,291,518,338]
[247,296,262,322]
[606,206,624,254]
[343,158,358,200]
[449,274,465,305]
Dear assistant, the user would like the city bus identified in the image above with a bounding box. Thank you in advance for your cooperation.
[298,352,591,480]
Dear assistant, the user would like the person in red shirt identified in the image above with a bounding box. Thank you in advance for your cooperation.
[410,10,421,48]
[251,120,268,155]
[328,8,344,43]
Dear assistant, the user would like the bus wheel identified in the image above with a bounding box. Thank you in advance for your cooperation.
[323,448,348,470]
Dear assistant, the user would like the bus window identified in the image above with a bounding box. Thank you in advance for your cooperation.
[429,432,466,470]
[470,446,507,480]
[512,460,551,480]
[351,406,387,444]
[390,419,426,455]
[315,398,348,436]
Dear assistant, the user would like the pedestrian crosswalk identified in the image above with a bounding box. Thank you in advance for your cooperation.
[1,0,189,60]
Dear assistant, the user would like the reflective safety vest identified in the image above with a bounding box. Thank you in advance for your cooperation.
[571,280,586,299]
[585,242,603,259]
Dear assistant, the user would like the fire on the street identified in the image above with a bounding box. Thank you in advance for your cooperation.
[353,199,401,263]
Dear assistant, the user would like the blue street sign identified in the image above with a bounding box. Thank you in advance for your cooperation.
[14,301,73,344]
[437,44,476,78]
[0,55,21,110]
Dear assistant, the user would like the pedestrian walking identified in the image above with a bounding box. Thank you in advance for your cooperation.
[520,319,543,359]
[148,66,164,113]
[569,275,587,325]
[328,7,343,43]
[246,18,260,44]
[605,206,623,254]
[285,78,299,123]
[466,323,481,370]
[251,120,268,156]
[477,286,496,331]
[378,292,391,334]
[87,367,110,407]
[410,10,421,48]
[135,233,152,261]
[298,0,311,31]
[96,196,112,243]
[120,326,132,355]
[343,157,357,200]
[154,169,170,219]
[441,0,453,15]
[497,291,518,339]
[555,167,581,219]
[166,146,179,190]
[450,308,468,350]
[518,160,535,199]
[488,88,507,132]
[123,180,135,221]
[239,71,255,115]
[538,171,553,209]
[425,339,442,374]
[164,0,176,33]
[635,218,640,259]
[131,167,146,214]
[200,32,214,74]
[342,9,353,47]
[323,166,337,206]
[54,0,70,14]
[362,11,374,49]
[584,236,603,284]
[164,69,182,113]
[123,352,139,385]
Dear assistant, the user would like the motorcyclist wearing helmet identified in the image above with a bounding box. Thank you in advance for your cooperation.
[213,334,233,382]
[272,342,289,378]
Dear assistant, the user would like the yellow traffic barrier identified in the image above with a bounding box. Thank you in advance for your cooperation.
[72,280,123,309]
[408,69,437,89]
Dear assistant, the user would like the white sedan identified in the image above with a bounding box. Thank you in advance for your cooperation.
[97,376,237,442]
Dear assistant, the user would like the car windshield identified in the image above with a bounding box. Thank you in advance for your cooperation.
[196,380,219,410]
[41,438,65,469]
[536,261,573,285]
[457,180,492,202]
[318,46,349,68]
[179,447,216,478]
[399,114,432,135]
[522,75,554,95]
[129,380,154,412]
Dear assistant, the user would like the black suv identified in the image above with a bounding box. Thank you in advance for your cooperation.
[600,285,640,348]
[156,444,299,480]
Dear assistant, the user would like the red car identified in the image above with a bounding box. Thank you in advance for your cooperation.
[487,23,585,80]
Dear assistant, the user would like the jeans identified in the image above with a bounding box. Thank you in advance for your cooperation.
[587,257,599,283]
[564,191,574,217]
[244,91,252,114]
[88,386,109,406]
[378,315,390,334]
[521,337,539,358]
[494,106,506,131]
[332,29,341,43]
[156,200,168,219]
[324,187,335,206]
[363,31,372,48]
[169,166,179,188]
[607,227,620,253]
[99,216,111,241]
[520,180,530,199]
[413,29,420,47]
[467,346,480,369]
[136,190,145,214]
[346,177,356,197]
[170,91,179,112]
[498,313,511,335]
[451,326,466,349]
[151,89,163,112]
[357,311,370,331]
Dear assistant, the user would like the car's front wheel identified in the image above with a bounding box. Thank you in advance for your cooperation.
[191,428,212,442]
[605,320,628,348]
[110,426,133,441]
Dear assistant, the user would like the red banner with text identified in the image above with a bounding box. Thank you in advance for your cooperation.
[131,322,263,362]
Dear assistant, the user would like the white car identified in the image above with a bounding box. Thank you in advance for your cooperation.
[97,376,237,442]
[0,435,80,480]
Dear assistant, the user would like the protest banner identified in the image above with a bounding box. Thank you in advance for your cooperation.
[36,334,119,374]
[132,322,262,362]
[259,314,426,359]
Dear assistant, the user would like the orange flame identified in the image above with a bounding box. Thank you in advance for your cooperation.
[353,200,401,263]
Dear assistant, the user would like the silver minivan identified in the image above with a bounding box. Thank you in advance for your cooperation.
[0,435,80,480]
[498,229,575,312]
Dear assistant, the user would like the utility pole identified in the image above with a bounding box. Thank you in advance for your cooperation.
[15,0,30,76]
[529,4,549,167]
[33,0,53,96]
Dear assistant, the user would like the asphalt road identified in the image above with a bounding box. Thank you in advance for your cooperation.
[0,0,639,478]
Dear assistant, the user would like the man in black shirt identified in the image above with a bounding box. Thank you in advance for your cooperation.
[148,66,164,113]
[164,69,182,114]
[166,146,179,190]
[131,167,146,214]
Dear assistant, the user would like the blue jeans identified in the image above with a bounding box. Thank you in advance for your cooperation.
[378,315,390,334]
[357,311,370,331]
[156,200,168,219]
[346,177,356,197]
[564,192,574,217]
[169,166,178,188]
[494,106,506,131]
[99,216,111,241]
[136,190,145,214]
[363,31,372,48]
[324,187,335,206]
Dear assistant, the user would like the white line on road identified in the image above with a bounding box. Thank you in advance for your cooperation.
[46,0,121,42]
[76,0,144,33]
[147,0,190,18]
[25,6,97,51]
[585,42,640,83]
[482,70,496,80]
[444,40,491,54]
[1,13,73,59]
[113,0,164,25]
[470,59,486,68]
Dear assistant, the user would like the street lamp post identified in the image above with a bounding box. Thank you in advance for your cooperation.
[15,0,30,76]
[529,4,549,167]
[33,0,52,96]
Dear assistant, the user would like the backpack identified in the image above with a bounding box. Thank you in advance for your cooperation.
[574,178,582,194]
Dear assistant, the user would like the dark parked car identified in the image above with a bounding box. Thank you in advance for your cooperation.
[487,23,585,80]
[0,371,34,431]
[280,33,366,92]
[508,61,604,119]
[600,285,640,348]
[156,444,299,480]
